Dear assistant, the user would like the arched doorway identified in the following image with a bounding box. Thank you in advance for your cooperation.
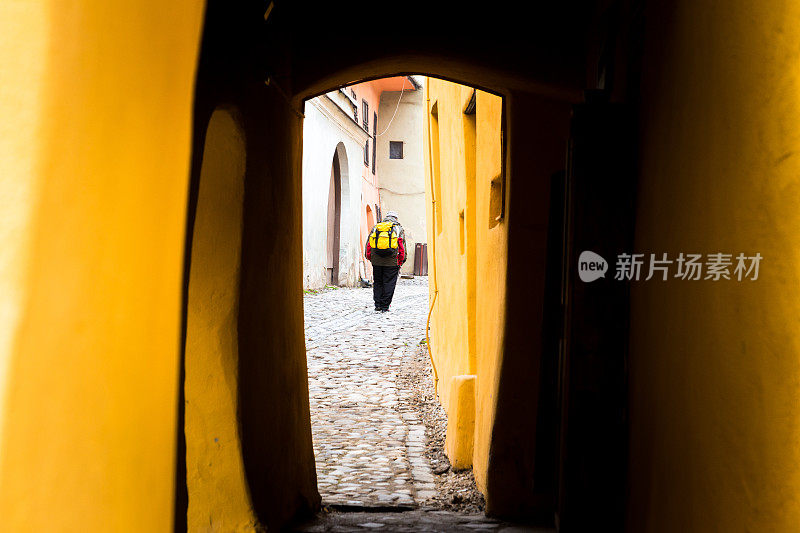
[366,204,375,230]
[363,204,375,280]
[325,152,341,285]
[325,143,350,286]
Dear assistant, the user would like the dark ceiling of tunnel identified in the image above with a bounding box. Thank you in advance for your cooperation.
[231,0,608,94]
[196,0,612,100]
[273,0,603,95]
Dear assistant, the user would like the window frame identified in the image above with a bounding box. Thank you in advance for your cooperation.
[389,141,404,160]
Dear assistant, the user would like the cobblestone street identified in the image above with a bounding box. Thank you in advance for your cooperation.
[304,277,435,508]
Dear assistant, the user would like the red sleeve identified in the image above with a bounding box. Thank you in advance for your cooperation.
[365,241,371,260]
[397,238,405,265]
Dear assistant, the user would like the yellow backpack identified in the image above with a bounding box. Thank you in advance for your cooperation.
[369,221,399,257]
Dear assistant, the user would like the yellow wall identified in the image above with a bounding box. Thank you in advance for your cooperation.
[0,1,204,529]
[185,108,259,531]
[424,79,505,491]
[628,1,800,530]
[471,90,506,495]
[425,79,476,412]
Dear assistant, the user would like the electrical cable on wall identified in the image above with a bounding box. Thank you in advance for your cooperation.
[375,82,407,137]
[424,92,439,394]
[378,187,425,196]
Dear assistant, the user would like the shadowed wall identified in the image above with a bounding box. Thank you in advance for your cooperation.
[628,1,800,530]
[185,107,259,530]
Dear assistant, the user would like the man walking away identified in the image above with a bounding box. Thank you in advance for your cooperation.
[364,211,406,312]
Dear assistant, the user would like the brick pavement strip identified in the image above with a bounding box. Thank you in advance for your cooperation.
[304,277,435,507]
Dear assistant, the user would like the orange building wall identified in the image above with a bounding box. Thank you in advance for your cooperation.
[351,80,383,280]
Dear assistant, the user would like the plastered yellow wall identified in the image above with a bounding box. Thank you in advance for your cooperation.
[424,78,505,492]
[0,1,204,529]
[425,79,476,413]
[0,0,50,454]
[471,90,506,496]
[185,108,259,531]
[628,1,800,530]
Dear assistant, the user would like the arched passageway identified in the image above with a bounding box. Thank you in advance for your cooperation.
[7,2,800,533]
[182,2,587,527]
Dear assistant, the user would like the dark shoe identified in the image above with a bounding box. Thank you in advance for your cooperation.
[380,307,389,313]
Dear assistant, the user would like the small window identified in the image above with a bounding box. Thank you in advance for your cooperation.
[364,140,369,166]
[389,141,404,159]
[363,101,369,130]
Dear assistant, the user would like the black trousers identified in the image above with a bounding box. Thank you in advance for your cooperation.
[372,264,400,309]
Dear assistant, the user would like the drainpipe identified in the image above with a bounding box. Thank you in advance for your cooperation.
[425,91,439,393]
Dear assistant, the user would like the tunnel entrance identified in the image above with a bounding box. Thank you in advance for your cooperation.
[295,75,521,530]
[12,1,793,531]
[301,75,443,511]
[180,59,622,531]
[181,4,634,528]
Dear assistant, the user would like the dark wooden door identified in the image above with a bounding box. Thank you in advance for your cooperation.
[326,153,342,285]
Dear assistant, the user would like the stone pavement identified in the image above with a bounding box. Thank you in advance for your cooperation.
[304,277,435,508]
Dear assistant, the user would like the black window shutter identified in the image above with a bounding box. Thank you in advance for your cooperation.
[372,112,377,174]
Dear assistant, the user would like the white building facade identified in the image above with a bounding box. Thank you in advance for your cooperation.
[301,91,370,289]
[302,77,423,289]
